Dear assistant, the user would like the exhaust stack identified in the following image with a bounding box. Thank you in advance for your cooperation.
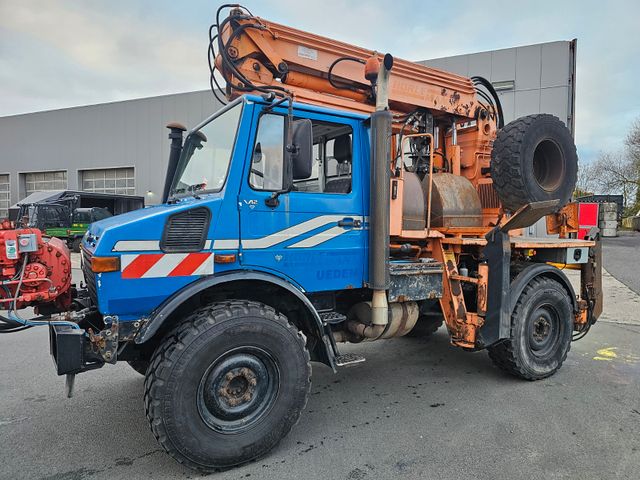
[369,54,393,326]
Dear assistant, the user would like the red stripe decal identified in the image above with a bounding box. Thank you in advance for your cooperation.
[122,254,164,279]
[168,253,210,277]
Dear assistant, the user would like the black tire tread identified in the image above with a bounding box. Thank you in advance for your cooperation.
[487,277,571,381]
[491,114,577,212]
[143,300,311,473]
[406,314,444,338]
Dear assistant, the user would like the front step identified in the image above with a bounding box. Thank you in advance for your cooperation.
[335,353,366,367]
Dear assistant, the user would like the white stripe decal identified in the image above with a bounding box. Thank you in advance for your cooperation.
[142,253,188,278]
[213,239,240,249]
[113,240,160,252]
[288,225,349,248]
[242,214,352,249]
[114,239,212,252]
[214,214,362,250]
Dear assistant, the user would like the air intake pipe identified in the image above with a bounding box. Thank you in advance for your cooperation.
[369,54,393,326]
[162,122,187,203]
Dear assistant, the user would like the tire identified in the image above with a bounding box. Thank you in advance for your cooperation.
[144,300,311,472]
[127,360,150,376]
[488,277,573,380]
[406,313,443,338]
[71,237,82,253]
[491,114,578,212]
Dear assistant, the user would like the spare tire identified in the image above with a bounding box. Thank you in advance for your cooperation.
[491,114,577,212]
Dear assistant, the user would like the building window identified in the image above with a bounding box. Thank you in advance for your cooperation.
[0,174,9,219]
[24,171,67,197]
[81,168,135,195]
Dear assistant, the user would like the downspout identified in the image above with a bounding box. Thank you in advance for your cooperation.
[369,54,393,326]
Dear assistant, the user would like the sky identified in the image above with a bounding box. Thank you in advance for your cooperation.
[1,0,638,164]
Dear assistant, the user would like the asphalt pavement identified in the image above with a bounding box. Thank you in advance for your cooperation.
[602,231,640,294]
[1,240,639,480]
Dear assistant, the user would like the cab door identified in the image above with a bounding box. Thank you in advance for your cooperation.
[238,106,367,293]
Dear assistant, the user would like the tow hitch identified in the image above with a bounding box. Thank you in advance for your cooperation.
[49,316,119,397]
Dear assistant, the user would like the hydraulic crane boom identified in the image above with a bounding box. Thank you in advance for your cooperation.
[214,7,482,120]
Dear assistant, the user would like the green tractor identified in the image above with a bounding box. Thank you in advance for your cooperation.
[17,203,112,252]
[45,207,112,252]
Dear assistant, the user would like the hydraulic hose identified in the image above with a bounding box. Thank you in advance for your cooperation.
[471,76,504,128]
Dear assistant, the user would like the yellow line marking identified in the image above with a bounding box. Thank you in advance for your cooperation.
[593,347,618,361]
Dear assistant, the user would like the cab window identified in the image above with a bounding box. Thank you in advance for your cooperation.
[294,120,352,194]
[249,114,285,191]
[249,113,353,194]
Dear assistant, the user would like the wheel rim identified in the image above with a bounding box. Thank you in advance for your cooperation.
[527,304,561,358]
[197,346,280,434]
[532,139,565,192]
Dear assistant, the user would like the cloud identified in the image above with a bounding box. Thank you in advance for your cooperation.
[0,0,638,162]
[0,0,207,112]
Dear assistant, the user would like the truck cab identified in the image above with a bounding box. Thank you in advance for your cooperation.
[83,95,371,339]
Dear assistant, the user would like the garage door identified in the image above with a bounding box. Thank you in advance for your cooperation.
[24,171,67,197]
[81,168,135,195]
[0,174,9,219]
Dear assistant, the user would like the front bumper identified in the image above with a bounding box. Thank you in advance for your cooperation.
[49,318,119,375]
[49,325,101,375]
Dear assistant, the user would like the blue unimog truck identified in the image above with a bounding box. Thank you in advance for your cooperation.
[0,5,602,473]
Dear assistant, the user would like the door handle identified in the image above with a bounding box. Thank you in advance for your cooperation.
[338,218,362,228]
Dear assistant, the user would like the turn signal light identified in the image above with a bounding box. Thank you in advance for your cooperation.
[90,256,120,273]
[214,253,236,264]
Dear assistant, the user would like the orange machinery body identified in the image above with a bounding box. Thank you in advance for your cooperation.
[217,12,500,233]
[216,10,588,349]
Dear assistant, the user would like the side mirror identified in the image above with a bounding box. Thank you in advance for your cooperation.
[289,119,313,180]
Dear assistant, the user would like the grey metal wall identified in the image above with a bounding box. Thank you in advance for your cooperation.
[0,40,574,218]
[0,90,222,206]
[419,40,576,133]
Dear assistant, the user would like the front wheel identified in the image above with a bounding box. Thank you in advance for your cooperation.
[71,237,82,253]
[488,277,573,380]
[144,301,311,472]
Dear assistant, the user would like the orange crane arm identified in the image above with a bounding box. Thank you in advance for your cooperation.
[216,9,478,119]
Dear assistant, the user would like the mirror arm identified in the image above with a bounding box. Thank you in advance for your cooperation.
[265,184,292,208]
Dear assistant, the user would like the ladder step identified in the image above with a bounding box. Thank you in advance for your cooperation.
[335,353,366,367]
[320,311,347,324]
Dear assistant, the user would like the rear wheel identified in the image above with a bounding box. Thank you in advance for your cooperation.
[407,300,443,338]
[491,114,578,212]
[406,314,443,338]
[488,277,573,380]
[144,300,311,472]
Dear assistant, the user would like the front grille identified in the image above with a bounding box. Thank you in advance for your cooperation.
[160,207,211,253]
[82,248,97,305]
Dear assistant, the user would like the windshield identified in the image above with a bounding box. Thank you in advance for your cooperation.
[25,205,70,229]
[171,102,242,197]
[73,210,92,223]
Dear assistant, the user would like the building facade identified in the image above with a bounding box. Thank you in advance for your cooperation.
[0,41,576,226]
